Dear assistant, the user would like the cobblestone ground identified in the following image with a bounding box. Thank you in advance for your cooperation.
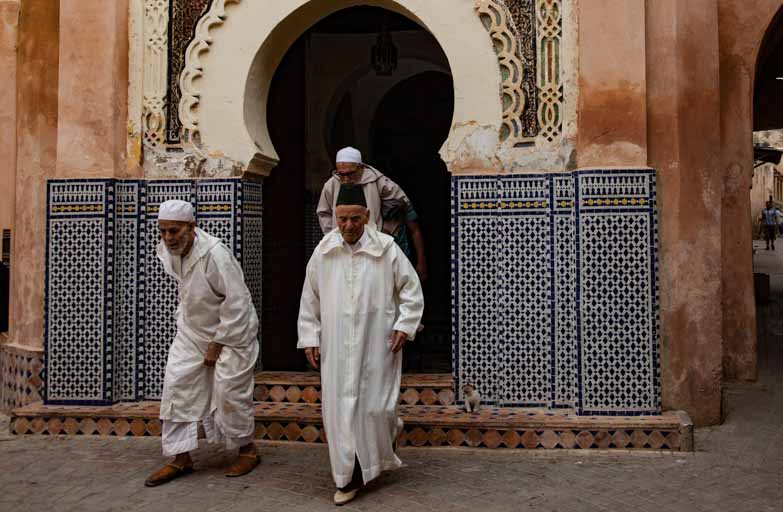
[2,249,782,511]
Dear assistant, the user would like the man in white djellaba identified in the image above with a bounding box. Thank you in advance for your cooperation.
[298,184,424,505]
[145,199,260,487]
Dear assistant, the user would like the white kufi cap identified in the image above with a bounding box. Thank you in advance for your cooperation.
[158,199,195,222]
[336,146,362,164]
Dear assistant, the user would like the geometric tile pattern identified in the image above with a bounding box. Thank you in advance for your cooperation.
[452,169,660,415]
[44,178,262,404]
[552,175,577,407]
[44,180,114,405]
[241,180,263,369]
[0,345,43,411]
[142,180,194,400]
[10,401,691,451]
[575,170,660,415]
[252,372,455,406]
[114,181,143,401]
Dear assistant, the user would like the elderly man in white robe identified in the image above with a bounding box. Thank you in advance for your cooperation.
[145,199,260,487]
[317,146,428,281]
[298,184,424,505]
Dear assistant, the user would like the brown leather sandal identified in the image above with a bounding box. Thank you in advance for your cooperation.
[144,462,194,487]
[225,453,260,477]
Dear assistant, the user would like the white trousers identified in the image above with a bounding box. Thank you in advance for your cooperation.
[162,413,254,457]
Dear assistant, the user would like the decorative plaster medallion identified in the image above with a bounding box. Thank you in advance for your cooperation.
[475,0,564,146]
[142,0,170,147]
[536,0,563,142]
[178,0,240,144]
[167,0,213,143]
[475,0,535,146]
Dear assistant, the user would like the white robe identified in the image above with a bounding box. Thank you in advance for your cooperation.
[157,228,259,445]
[297,226,424,487]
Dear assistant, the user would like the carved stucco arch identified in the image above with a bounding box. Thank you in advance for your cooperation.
[178,0,505,174]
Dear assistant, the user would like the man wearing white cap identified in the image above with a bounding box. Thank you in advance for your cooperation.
[145,199,260,487]
[317,147,428,280]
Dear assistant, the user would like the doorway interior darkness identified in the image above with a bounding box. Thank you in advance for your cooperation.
[263,6,455,371]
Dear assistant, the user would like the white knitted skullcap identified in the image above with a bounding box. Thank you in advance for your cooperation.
[158,199,195,222]
[336,146,362,164]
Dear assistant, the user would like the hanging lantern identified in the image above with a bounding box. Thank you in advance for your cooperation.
[371,21,398,76]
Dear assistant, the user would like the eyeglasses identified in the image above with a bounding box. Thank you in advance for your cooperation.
[332,167,362,180]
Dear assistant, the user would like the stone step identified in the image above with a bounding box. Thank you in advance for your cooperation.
[253,372,455,406]
[10,401,692,452]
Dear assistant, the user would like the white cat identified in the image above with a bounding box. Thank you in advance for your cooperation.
[462,384,481,413]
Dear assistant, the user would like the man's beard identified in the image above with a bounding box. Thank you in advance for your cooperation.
[166,244,185,256]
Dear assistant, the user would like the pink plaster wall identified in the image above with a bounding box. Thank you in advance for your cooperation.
[12,0,59,350]
[577,0,647,168]
[0,1,18,238]
[647,0,724,426]
[55,0,130,179]
[718,0,783,382]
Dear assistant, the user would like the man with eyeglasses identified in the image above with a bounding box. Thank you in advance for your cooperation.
[316,147,428,281]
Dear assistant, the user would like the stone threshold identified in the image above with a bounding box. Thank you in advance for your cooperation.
[10,402,693,452]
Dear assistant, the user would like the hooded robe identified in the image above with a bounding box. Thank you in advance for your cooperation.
[297,225,424,487]
[317,165,410,234]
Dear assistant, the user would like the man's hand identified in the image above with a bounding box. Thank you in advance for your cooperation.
[203,342,224,367]
[390,330,408,354]
[304,347,320,369]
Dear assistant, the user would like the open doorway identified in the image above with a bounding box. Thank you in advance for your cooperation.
[262,6,454,372]
[750,5,783,376]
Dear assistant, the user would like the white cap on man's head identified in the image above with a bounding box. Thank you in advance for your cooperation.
[336,147,362,164]
[158,199,195,222]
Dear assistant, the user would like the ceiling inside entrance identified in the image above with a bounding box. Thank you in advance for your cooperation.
[309,6,423,34]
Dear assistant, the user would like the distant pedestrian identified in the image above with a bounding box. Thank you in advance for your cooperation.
[760,200,783,250]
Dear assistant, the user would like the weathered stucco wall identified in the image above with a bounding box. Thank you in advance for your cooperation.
[577,0,647,168]
[56,0,130,179]
[0,1,18,238]
[12,0,59,350]
[718,0,783,383]
[646,0,724,426]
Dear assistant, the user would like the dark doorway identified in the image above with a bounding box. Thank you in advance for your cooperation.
[263,6,454,371]
[369,72,454,372]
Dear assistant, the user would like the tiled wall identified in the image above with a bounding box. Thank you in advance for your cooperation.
[452,169,660,415]
[0,345,43,411]
[44,171,658,416]
[44,178,262,405]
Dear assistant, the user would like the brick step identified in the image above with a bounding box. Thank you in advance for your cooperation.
[10,401,692,451]
[253,372,455,406]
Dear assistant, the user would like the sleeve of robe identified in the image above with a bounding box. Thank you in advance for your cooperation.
[296,254,322,348]
[377,175,411,206]
[391,244,424,340]
[317,180,336,235]
[205,247,256,348]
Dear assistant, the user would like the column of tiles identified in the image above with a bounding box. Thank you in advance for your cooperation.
[142,180,195,399]
[497,176,553,406]
[575,170,660,415]
[45,180,114,404]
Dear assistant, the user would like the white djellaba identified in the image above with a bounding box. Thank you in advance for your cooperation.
[297,225,424,488]
[156,220,259,455]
